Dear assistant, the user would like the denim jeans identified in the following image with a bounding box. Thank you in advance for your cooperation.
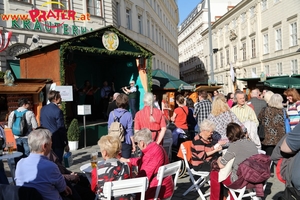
[129,98,136,119]
[16,137,30,157]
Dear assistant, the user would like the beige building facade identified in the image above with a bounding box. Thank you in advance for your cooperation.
[200,0,299,94]
[0,0,179,77]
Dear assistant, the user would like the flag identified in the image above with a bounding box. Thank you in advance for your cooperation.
[230,63,235,82]
[0,30,12,52]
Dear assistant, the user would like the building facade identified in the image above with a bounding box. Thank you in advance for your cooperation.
[0,0,179,77]
[178,0,243,84]
[201,0,299,94]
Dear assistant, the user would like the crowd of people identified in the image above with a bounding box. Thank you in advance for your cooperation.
[1,86,300,200]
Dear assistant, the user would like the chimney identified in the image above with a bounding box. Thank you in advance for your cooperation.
[215,16,222,21]
[227,6,234,11]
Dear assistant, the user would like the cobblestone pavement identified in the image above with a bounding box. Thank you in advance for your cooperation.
[4,145,285,200]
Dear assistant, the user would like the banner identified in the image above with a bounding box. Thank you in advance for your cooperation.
[0,30,13,52]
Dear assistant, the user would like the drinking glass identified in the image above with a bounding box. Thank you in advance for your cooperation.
[90,152,98,168]
[7,142,14,154]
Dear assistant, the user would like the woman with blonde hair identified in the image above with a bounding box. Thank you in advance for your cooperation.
[161,93,171,120]
[207,95,245,140]
[134,92,166,145]
[284,88,300,130]
[263,90,274,104]
[258,93,286,155]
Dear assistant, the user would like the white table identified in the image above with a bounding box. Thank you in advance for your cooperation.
[80,160,105,183]
[0,151,22,185]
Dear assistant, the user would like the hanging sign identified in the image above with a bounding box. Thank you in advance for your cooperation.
[102,31,119,51]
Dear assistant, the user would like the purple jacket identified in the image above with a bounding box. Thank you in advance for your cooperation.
[108,108,133,145]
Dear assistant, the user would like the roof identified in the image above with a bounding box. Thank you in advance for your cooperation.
[0,79,52,94]
[16,25,154,59]
[194,85,223,92]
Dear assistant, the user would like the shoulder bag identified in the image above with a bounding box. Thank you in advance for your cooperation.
[283,109,291,134]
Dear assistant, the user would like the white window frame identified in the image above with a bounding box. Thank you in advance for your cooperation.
[226,48,230,65]
[275,28,282,51]
[220,51,224,68]
[242,43,246,61]
[290,22,298,46]
[147,19,150,37]
[277,62,283,75]
[233,46,237,62]
[291,59,298,74]
[265,65,270,76]
[138,14,143,34]
[251,38,256,58]
[252,67,257,75]
[263,33,269,54]
[87,0,103,17]
[52,0,70,10]
[126,9,132,30]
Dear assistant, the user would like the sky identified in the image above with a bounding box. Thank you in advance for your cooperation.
[177,0,202,25]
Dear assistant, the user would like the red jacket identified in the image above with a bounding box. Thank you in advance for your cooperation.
[130,142,174,200]
[226,154,271,197]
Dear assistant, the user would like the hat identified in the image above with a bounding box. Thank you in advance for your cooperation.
[130,80,135,84]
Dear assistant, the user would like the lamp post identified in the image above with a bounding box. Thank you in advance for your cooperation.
[207,0,214,83]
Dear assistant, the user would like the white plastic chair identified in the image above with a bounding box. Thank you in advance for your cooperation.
[154,160,182,200]
[180,143,210,199]
[224,151,271,200]
[102,177,148,200]
[163,137,173,162]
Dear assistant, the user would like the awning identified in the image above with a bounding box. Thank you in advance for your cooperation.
[152,69,193,90]
[194,85,223,92]
[7,60,20,79]
[0,83,45,94]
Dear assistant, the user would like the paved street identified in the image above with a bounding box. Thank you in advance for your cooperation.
[4,145,285,200]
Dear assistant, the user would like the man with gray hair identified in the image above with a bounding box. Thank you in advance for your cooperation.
[248,88,267,117]
[15,128,72,200]
[107,92,120,116]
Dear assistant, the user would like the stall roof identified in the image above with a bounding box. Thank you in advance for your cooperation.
[0,79,52,94]
[16,25,154,59]
[194,85,223,92]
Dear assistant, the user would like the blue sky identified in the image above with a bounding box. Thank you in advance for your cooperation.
[178,0,202,25]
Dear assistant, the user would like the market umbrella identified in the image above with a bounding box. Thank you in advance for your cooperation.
[264,76,300,89]
[152,69,193,90]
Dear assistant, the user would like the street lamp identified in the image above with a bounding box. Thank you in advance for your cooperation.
[207,0,214,83]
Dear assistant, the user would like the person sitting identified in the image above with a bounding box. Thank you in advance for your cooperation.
[15,128,72,200]
[191,119,225,172]
[209,123,258,200]
[120,128,174,199]
[91,135,131,200]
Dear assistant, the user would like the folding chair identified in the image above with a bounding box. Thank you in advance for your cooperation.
[180,142,210,199]
[154,160,182,200]
[102,177,148,200]
[224,151,271,200]
[163,137,173,162]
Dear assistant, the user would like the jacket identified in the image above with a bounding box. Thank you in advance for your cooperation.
[226,154,271,197]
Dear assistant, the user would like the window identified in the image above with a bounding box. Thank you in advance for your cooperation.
[290,22,298,46]
[265,65,270,75]
[87,0,103,17]
[138,15,143,34]
[52,0,69,9]
[277,62,283,75]
[261,0,267,10]
[155,28,158,44]
[252,67,257,76]
[251,38,256,58]
[263,34,269,54]
[215,53,218,69]
[116,2,120,27]
[226,48,230,65]
[249,6,255,18]
[126,9,131,29]
[233,46,237,62]
[220,51,224,68]
[241,13,246,23]
[291,59,298,74]
[220,75,223,83]
[275,28,282,50]
[151,24,154,40]
[147,20,150,37]
[242,43,246,61]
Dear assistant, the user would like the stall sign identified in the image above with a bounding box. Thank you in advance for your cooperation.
[55,86,73,102]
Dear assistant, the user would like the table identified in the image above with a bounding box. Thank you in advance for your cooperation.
[80,160,105,183]
[0,151,22,185]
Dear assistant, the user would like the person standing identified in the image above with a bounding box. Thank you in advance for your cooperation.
[194,90,212,128]
[153,94,161,110]
[101,81,114,120]
[7,98,38,157]
[106,92,120,117]
[284,88,300,130]
[171,94,189,135]
[40,91,68,163]
[248,88,267,117]
[161,94,171,121]
[122,80,137,119]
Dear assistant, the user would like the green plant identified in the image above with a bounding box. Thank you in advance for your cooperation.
[0,71,4,78]
[67,118,80,141]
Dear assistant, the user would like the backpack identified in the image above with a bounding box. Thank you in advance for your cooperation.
[12,110,28,136]
[108,111,126,142]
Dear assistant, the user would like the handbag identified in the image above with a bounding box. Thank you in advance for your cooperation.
[258,122,265,141]
[283,109,291,134]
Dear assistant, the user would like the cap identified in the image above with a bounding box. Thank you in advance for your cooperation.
[130,80,135,84]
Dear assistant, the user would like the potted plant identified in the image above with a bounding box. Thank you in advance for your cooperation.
[67,118,80,151]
